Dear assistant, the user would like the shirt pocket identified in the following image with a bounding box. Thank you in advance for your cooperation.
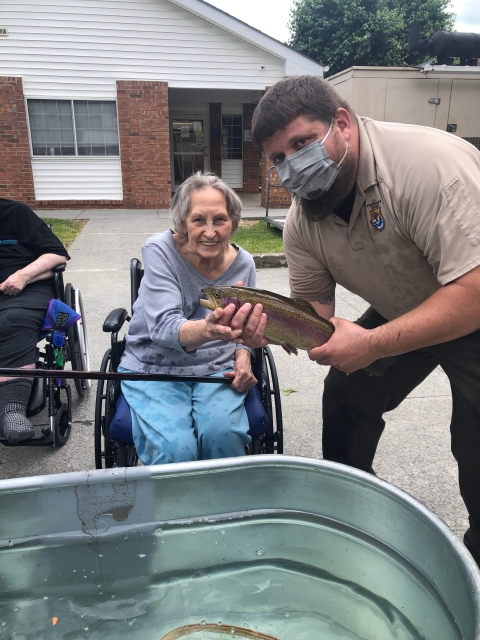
[444,178,480,247]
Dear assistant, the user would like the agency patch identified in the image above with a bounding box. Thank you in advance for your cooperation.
[369,206,385,232]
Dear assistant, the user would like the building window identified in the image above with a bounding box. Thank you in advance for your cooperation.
[221,114,242,160]
[27,99,120,156]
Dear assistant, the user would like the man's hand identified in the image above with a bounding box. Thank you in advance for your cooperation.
[230,302,268,349]
[308,317,378,373]
[0,271,29,296]
[224,349,257,392]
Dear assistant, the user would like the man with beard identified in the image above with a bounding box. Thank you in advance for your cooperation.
[226,74,480,567]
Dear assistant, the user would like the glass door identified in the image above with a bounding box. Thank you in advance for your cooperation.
[171,118,209,190]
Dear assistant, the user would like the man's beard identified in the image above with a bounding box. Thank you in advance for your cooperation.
[295,148,356,222]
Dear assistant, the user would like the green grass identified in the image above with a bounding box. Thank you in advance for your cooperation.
[42,218,87,249]
[233,220,284,254]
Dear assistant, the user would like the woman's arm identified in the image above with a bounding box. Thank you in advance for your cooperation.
[179,308,244,352]
[0,254,67,296]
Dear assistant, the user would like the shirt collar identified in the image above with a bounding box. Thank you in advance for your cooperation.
[356,116,378,192]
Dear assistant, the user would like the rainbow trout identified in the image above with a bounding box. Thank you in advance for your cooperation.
[200,286,395,377]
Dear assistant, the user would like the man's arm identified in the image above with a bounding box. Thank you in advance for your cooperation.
[0,254,67,296]
[307,294,336,321]
[308,265,480,372]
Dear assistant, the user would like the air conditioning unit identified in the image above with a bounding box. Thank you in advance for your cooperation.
[0,28,8,36]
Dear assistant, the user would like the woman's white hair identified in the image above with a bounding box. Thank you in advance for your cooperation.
[170,171,242,237]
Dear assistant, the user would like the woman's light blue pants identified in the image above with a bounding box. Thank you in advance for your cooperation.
[119,368,251,465]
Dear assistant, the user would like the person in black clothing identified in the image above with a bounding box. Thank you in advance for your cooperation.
[0,199,70,443]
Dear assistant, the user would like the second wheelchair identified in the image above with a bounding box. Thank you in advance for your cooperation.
[1,264,90,448]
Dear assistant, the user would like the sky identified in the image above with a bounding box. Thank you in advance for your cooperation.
[206,0,480,45]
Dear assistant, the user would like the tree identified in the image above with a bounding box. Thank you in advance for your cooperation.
[288,0,455,76]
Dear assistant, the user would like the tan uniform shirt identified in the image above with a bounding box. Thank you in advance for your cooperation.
[283,117,480,321]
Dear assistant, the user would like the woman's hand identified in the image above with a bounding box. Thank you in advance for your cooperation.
[204,306,244,343]
[224,349,257,392]
[0,271,29,296]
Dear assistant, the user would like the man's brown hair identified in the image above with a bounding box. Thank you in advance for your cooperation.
[251,75,355,146]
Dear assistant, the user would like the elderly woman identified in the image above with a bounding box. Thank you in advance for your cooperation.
[119,172,257,465]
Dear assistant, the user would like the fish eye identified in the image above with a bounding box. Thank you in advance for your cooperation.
[212,289,221,298]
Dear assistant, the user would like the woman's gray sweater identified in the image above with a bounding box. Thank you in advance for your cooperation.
[120,230,256,376]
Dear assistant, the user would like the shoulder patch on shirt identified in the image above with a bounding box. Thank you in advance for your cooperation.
[444,178,480,247]
[367,200,385,232]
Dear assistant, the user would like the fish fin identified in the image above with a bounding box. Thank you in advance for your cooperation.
[291,298,318,315]
[281,343,298,356]
[362,356,396,377]
[267,337,298,355]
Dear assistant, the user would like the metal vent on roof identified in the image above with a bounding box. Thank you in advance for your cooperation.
[0,28,8,36]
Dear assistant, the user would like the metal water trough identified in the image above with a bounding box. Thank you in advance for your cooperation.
[0,456,479,638]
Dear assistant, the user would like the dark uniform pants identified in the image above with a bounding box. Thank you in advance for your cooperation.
[323,307,480,567]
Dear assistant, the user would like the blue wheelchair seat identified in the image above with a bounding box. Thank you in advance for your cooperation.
[109,385,269,445]
[109,393,135,444]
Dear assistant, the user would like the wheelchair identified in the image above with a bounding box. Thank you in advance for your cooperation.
[94,259,283,469]
[0,264,90,448]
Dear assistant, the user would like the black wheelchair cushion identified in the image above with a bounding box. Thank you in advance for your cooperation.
[26,376,46,417]
[103,308,129,333]
[108,385,269,445]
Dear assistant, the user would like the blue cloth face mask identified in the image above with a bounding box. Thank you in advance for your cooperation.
[275,121,348,200]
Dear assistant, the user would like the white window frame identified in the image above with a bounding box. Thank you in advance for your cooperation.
[25,97,121,159]
[221,111,243,161]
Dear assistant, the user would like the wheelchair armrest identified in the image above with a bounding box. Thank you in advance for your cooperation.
[103,308,129,333]
[52,263,66,273]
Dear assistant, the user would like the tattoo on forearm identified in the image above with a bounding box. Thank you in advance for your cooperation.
[318,295,334,306]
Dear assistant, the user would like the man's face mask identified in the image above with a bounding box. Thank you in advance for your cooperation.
[275,121,348,200]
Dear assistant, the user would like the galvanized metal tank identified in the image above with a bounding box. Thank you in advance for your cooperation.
[0,456,479,639]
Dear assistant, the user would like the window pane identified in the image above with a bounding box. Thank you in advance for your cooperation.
[103,102,116,114]
[74,115,88,129]
[105,144,120,155]
[74,101,88,115]
[221,113,243,160]
[73,100,119,156]
[28,100,43,115]
[27,99,75,156]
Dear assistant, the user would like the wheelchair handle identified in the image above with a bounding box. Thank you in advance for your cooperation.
[0,368,232,384]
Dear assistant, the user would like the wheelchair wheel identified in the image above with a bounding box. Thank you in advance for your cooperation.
[51,384,72,447]
[54,403,71,447]
[65,283,91,398]
[95,349,114,468]
[261,346,283,454]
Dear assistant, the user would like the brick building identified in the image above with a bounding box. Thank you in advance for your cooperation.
[0,0,325,209]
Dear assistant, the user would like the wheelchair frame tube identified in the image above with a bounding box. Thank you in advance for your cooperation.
[0,368,232,384]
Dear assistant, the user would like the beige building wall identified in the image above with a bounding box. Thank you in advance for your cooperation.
[328,67,480,147]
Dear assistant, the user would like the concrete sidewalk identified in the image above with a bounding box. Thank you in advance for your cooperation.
[33,193,287,222]
[0,208,468,545]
